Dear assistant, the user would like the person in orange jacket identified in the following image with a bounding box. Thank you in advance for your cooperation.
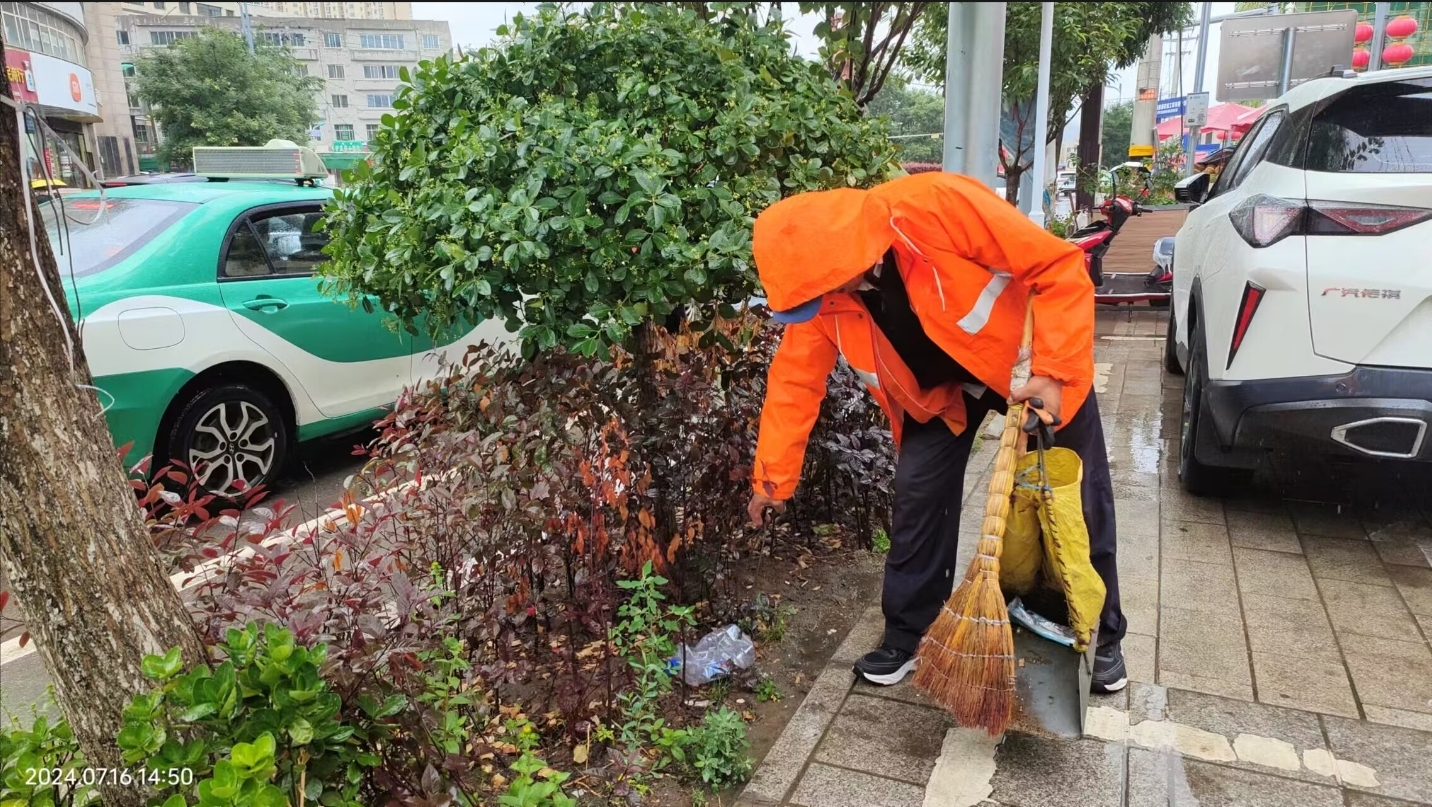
[746,171,1127,693]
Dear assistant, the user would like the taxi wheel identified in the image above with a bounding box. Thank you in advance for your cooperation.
[167,384,290,502]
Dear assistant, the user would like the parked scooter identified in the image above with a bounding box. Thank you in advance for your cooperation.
[1066,165,1172,306]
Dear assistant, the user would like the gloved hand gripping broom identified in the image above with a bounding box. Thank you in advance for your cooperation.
[911,297,1039,735]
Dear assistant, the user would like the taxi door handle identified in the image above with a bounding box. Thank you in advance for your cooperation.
[242,296,289,312]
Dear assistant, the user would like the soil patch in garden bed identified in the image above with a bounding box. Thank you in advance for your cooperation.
[649,533,885,805]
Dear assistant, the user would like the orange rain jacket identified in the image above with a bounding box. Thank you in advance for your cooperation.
[751,172,1095,501]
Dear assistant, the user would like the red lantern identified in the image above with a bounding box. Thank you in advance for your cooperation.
[1385,16,1419,39]
[1355,22,1374,43]
[1217,131,1227,141]
[1383,42,1415,66]
[1352,48,1371,69]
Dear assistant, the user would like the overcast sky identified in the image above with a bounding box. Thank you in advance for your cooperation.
[411,1,1244,140]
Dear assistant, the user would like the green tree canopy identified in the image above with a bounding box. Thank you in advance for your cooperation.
[1100,100,1134,168]
[321,3,898,359]
[132,28,320,168]
[865,78,945,164]
[903,2,1191,202]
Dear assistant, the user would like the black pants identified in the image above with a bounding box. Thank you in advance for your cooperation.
[881,389,1125,654]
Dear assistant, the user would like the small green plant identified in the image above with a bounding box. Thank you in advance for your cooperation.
[738,593,795,643]
[605,561,696,779]
[416,635,482,757]
[754,678,782,703]
[687,708,753,790]
[704,677,732,704]
[116,622,396,807]
[497,717,578,807]
[871,528,891,555]
[0,711,97,807]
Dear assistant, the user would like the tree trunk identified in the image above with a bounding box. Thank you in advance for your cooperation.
[1002,163,1023,207]
[0,43,207,807]
[1075,83,1104,212]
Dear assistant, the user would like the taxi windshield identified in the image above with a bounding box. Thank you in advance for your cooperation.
[41,197,198,279]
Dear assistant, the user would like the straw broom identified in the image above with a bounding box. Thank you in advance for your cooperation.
[911,297,1036,735]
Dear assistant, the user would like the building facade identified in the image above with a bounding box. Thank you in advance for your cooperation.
[114,2,412,21]
[113,12,449,159]
[2,2,103,182]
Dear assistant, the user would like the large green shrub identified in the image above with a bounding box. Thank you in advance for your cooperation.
[322,3,898,358]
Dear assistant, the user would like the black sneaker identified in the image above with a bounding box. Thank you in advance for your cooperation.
[853,646,915,686]
[1092,641,1128,693]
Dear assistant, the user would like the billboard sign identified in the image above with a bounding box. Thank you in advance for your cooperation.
[27,51,97,117]
[1156,97,1185,123]
[5,49,38,103]
[1217,10,1358,101]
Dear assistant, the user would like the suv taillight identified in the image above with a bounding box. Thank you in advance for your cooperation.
[1305,200,1432,236]
[1229,195,1305,247]
[1230,195,1432,248]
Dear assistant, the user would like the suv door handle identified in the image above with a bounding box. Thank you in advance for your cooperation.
[243,296,289,312]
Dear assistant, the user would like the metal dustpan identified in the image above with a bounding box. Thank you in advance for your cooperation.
[1007,608,1097,739]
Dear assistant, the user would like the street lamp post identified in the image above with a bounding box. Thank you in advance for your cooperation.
[1028,2,1054,225]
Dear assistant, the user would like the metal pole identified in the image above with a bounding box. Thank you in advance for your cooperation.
[1185,1,1212,177]
[1277,26,1297,95]
[240,2,255,55]
[1027,1,1054,223]
[1369,2,1389,71]
[941,3,970,174]
[967,2,1007,191]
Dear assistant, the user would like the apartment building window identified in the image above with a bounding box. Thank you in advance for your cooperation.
[362,64,399,79]
[334,124,354,141]
[331,94,348,108]
[366,124,379,140]
[122,63,136,78]
[422,35,439,50]
[366,94,392,108]
[260,31,305,46]
[196,3,222,16]
[116,30,130,45]
[149,30,197,45]
[153,1,166,8]
[177,2,191,13]
[324,32,341,48]
[226,8,234,14]
[2,1,89,65]
[327,64,344,78]
[358,33,403,50]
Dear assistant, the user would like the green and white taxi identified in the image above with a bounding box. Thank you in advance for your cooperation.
[50,143,508,498]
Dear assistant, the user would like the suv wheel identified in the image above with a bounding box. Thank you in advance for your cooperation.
[1164,310,1183,375]
[1178,323,1248,496]
[166,384,289,501]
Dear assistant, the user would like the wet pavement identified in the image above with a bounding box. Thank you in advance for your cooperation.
[737,308,1432,807]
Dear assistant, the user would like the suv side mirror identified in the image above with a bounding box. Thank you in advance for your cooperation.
[1175,173,1211,207]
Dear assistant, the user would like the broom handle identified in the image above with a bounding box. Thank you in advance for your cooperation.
[974,296,1036,562]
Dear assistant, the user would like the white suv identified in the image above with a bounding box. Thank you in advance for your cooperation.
[1167,66,1432,494]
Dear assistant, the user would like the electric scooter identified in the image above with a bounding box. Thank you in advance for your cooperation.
[1066,166,1173,306]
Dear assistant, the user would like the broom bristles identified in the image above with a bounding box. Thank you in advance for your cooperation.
[911,401,1025,735]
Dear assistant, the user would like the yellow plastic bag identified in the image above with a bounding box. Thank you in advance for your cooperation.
[1000,446,1107,651]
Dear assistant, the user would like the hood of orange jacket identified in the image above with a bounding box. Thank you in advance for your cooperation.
[749,172,1096,502]
[753,188,897,313]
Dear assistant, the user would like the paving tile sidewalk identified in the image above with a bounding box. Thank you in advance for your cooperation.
[737,309,1432,807]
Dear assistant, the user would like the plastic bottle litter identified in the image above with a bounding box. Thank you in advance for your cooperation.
[670,625,755,686]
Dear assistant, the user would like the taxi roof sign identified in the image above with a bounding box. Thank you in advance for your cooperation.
[193,139,328,182]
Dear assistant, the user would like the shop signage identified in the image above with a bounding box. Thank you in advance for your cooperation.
[5,49,38,103]
[28,51,98,117]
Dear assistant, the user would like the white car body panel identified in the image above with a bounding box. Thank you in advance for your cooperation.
[1304,171,1432,368]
